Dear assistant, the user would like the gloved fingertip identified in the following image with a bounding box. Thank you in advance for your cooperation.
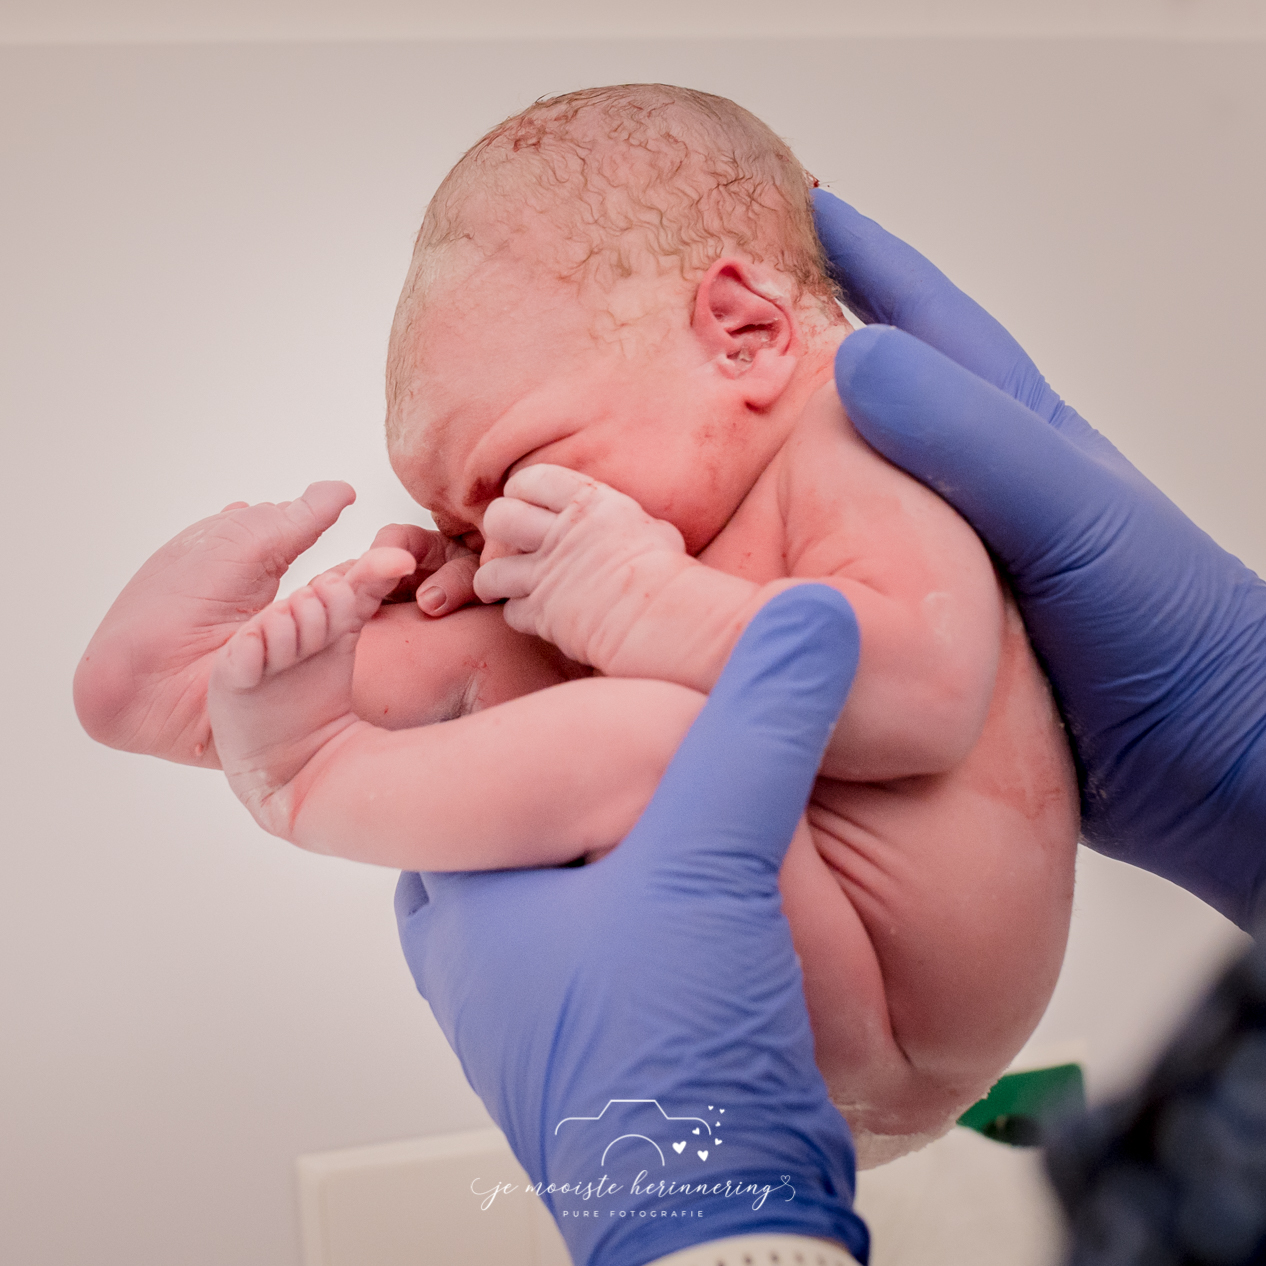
[742,584,860,696]
[628,584,860,872]
[394,870,430,922]
[835,325,964,458]
[698,584,860,758]
[835,326,929,442]
[747,585,859,724]
[834,324,903,398]
[811,186,852,217]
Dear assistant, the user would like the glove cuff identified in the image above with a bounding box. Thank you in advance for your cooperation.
[646,1232,860,1266]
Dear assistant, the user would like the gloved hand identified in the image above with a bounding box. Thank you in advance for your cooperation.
[396,586,869,1266]
[814,189,1266,930]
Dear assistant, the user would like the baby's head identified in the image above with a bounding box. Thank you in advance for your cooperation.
[385,84,849,550]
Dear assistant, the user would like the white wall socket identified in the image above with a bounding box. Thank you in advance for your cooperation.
[297,1128,572,1266]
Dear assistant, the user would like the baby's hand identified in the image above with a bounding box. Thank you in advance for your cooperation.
[75,482,355,766]
[368,522,481,617]
[474,464,691,671]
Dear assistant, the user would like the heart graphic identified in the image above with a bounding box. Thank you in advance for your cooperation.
[697,1149,709,1161]
[708,1105,714,1110]
[672,1141,686,1154]
[691,1128,699,1135]
[719,1108,725,1113]
[716,1139,723,1145]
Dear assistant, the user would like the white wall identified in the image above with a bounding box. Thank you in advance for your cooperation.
[1,33,1261,1266]
[2,0,1265,42]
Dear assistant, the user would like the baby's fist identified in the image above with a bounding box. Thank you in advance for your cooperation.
[474,464,690,671]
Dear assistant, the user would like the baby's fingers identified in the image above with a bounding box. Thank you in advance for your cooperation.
[371,523,452,573]
[371,523,480,614]
[415,555,480,617]
[503,463,596,512]
[472,554,536,605]
[483,496,555,554]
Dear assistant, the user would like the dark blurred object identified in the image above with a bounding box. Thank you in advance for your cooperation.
[1045,930,1266,1265]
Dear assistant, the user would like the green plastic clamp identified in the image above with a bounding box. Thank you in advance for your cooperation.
[957,1062,1086,1146]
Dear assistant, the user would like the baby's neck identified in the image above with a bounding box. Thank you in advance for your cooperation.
[775,321,851,428]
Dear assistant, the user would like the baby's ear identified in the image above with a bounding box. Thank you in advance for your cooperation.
[692,260,798,409]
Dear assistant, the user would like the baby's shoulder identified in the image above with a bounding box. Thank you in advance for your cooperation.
[778,378,989,573]
[781,379,893,485]
[778,378,912,511]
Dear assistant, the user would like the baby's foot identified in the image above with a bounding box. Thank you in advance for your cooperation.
[207,546,416,837]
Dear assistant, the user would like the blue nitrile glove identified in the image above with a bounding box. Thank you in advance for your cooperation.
[395,586,868,1266]
[813,188,1266,930]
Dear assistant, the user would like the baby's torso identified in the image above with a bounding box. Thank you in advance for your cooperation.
[697,382,1077,823]
[699,382,1081,1150]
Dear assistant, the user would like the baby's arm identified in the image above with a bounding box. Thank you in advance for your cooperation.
[286,680,703,868]
[476,386,1003,782]
[206,549,703,868]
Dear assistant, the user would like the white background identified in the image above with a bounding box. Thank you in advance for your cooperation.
[2,0,1265,41]
[1,10,1263,1266]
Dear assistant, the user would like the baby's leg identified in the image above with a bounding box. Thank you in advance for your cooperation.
[207,547,416,836]
[74,481,357,768]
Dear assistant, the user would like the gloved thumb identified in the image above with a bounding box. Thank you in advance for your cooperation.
[625,585,859,880]
[836,326,1137,580]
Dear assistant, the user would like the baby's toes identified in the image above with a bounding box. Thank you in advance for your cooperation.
[215,623,268,691]
[255,599,305,674]
[344,548,421,620]
[307,569,367,645]
[288,586,333,661]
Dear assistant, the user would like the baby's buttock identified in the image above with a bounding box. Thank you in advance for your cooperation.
[793,593,1080,1153]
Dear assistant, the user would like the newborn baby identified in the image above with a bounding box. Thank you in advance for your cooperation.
[76,85,1079,1167]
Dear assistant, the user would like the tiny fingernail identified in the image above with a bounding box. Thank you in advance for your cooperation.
[418,586,446,615]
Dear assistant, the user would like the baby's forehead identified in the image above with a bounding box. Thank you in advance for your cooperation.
[410,268,659,419]
[407,339,628,463]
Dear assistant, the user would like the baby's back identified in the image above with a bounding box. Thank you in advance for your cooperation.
[699,381,1080,1165]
